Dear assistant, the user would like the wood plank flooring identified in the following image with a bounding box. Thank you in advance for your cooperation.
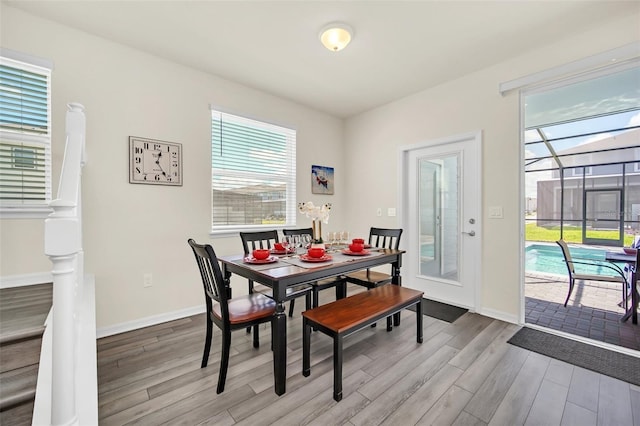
[97,285,640,425]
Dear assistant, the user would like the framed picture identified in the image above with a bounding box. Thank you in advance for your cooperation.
[311,165,334,194]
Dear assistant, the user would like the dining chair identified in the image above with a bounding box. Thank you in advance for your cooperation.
[557,239,628,309]
[345,227,403,289]
[283,228,346,308]
[240,230,312,317]
[187,238,275,394]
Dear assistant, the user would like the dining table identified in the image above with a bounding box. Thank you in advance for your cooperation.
[605,250,639,324]
[218,247,405,396]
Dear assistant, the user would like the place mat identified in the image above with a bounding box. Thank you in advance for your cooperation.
[280,250,384,269]
[407,298,468,323]
[237,258,285,271]
[507,327,640,386]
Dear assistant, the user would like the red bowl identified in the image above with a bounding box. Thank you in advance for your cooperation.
[623,247,637,255]
[274,243,285,251]
[348,243,364,252]
[253,249,270,260]
[352,238,365,245]
[308,247,325,258]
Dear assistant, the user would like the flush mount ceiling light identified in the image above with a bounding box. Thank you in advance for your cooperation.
[319,23,353,52]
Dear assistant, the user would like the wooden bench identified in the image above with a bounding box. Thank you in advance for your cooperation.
[302,284,424,402]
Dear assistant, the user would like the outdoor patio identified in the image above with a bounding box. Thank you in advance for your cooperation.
[525,271,640,352]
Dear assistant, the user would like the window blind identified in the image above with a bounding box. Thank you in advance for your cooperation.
[210,109,296,230]
[0,57,51,207]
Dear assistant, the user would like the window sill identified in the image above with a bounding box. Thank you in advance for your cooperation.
[0,206,53,219]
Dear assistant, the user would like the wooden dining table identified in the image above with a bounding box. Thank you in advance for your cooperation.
[218,247,405,396]
[605,250,639,324]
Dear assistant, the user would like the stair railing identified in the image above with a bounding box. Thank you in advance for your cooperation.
[44,103,86,426]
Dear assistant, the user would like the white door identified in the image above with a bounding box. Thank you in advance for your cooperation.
[400,132,481,309]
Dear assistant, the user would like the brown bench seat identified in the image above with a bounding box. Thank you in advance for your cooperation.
[302,284,424,402]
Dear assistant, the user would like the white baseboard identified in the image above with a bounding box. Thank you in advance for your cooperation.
[97,304,206,339]
[478,307,519,325]
[0,272,52,289]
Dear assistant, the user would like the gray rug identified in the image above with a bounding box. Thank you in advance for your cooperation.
[408,298,468,323]
[508,327,640,386]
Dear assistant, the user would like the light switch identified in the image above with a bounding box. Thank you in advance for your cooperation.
[489,206,503,219]
[387,207,396,217]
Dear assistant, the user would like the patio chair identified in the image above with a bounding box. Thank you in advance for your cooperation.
[556,239,628,309]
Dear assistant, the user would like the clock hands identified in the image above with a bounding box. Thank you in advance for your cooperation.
[155,151,168,177]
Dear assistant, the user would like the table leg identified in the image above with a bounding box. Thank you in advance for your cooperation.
[633,272,638,324]
[273,302,287,395]
[392,261,402,326]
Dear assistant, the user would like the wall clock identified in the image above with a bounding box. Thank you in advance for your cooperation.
[129,136,182,186]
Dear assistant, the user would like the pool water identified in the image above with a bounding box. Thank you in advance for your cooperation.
[525,243,625,277]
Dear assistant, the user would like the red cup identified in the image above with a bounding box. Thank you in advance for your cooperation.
[348,243,364,252]
[352,238,365,245]
[274,243,285,251]
[308,247,325,258]
[253,249,270,260]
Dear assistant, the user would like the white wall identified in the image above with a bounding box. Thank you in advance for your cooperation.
[0,6,346,330]
[2,5,638,331]
[343,12,640,321]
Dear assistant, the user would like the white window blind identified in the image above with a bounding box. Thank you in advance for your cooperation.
[210,109,296,231]
[0,56,51,212]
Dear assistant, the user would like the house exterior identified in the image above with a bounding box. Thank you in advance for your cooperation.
[535,129,640,235]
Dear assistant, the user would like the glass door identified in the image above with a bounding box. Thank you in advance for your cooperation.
[583,188,624,246]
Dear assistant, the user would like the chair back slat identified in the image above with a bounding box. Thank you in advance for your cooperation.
[283,228,313,237]
[240,230,279,254]
[188,239,230,321]
[369,227,402,249]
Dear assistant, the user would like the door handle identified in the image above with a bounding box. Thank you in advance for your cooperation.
[462,230,476,237]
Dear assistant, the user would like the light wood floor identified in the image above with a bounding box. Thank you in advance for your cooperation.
[97,285,640,425]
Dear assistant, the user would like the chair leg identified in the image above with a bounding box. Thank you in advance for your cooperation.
[217,329,231,394]
[289,299,295,317]
[313,287,320,308]
[201,315,213,368]
[564,277,575,307]
[253,325,260,348]
[305,291,312,311]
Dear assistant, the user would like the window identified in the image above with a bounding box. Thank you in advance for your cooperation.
[210,108,296,233]
[0,54,52,216]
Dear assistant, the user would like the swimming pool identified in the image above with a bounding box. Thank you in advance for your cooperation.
[525,243,624,277]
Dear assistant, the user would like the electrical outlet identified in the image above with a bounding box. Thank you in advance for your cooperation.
[387,207,396,217]
[143,273,152,287]
[376,208,382,217]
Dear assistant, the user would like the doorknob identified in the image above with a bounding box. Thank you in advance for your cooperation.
[462,230,476,237]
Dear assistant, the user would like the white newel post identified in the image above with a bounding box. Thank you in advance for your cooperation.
[45,103,85,426]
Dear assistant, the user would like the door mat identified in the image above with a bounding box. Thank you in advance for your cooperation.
[408,298,468,323]
[508,327,640,386]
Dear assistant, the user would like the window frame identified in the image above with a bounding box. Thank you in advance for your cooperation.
[209,107,297,237]
[0,52,53,218]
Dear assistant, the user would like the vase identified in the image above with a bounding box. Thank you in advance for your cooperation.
[311,220,323,243]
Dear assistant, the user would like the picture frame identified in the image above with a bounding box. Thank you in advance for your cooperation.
[311,165,334,195]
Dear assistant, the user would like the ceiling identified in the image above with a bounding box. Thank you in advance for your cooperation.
[4,1,638,118]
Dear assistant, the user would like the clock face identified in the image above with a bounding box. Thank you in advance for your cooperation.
[129,137,182,186]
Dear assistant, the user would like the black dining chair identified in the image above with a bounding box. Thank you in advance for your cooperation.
[240,230,312,317]
[345,227,403,289]
[187,238,275,394]
[283,228,346,308]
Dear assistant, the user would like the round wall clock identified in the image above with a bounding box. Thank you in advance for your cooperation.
[129,136,182,186]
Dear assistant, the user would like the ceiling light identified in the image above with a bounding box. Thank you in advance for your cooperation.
[319,23,353,52]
